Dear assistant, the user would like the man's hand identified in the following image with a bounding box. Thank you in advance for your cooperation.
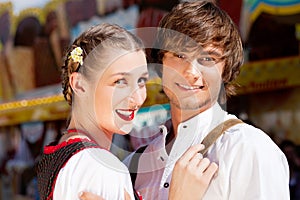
[169,144,218,200]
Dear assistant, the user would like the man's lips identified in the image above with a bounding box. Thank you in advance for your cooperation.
[116,109,136,121]
[175,83,205,90]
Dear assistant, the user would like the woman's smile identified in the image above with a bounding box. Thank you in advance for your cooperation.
[115,109,136,121]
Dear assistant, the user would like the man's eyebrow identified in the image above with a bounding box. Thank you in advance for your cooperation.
[200,49,223,57]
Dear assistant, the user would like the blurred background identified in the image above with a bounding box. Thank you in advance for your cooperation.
[0,0,299,199]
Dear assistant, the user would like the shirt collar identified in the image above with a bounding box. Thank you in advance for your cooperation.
[180,103,227,135]
[161,103,227,139]
[158,103,227,160]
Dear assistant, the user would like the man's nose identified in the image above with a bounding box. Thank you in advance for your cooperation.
[184,61,202,81]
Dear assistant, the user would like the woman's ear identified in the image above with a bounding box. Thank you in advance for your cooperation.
[69,72,86,94]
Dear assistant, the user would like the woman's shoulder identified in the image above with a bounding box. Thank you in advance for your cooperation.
[69,147,130,173]
[54,146,133,200]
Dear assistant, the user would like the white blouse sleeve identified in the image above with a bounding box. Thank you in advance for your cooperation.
[53,148,135,200]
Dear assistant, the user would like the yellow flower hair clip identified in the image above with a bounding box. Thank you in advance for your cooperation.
[69,47,83,65]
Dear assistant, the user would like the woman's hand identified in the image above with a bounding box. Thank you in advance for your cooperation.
[168,144,218,200]
[78,192,104,200]
[78,189,131,200]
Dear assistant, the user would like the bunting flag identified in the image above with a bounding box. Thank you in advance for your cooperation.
[240,0,300,41]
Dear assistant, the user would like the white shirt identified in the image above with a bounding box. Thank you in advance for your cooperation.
[124,103,290,200]
[54,147,135,200]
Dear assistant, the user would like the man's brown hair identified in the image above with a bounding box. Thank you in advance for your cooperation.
[152,1,244,99]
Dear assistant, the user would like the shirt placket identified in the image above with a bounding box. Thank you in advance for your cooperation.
[160,122,197,190]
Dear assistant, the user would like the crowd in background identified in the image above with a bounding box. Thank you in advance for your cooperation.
[279,139,300,199]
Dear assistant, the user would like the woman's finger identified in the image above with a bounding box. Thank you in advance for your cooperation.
[79,191,105,200]
[124,189,131,200]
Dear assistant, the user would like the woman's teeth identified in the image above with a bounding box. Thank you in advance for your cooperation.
[117,110,133,116]
[116,109,135,121]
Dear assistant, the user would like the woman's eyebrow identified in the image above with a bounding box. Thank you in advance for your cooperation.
[110,72,130,77]
[141,72,149,76]
[110,71,149,77]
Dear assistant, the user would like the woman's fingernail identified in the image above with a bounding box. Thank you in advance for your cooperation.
[78,191,83,198]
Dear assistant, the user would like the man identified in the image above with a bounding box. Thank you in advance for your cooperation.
[125,1,289,199]
[80,1,289,199]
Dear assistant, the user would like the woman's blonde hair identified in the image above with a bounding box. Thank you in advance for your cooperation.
[61,23,144,105]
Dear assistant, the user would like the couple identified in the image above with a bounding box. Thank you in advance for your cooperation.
[36,1,289,200]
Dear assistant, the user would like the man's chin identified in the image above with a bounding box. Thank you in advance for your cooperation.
[176,100,212,111]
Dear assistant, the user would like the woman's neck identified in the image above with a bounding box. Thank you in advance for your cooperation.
[67,120,112,150]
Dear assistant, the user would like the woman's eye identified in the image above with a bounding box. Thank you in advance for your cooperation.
[114,78,127,86]
[138,77,148,87]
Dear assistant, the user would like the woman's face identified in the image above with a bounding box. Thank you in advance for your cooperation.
[93,50,148,136]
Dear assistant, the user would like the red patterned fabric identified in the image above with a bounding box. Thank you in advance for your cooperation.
[36,138,99,200]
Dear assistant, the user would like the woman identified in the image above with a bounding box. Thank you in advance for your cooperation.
[36,23,217,200]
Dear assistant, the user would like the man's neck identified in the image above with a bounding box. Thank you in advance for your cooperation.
[165,104,206,154]
[170,104,206,137]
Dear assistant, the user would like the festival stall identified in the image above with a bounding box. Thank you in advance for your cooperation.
[0,1,172,198]
[0,0,299,198]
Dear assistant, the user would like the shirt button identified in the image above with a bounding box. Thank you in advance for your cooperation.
[164,182,169,188]
[160,156,165,161]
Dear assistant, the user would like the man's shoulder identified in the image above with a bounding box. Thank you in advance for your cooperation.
[222,117,265,137]
[220,120,281,154]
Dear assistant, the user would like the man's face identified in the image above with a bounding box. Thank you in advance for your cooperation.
[162,46,224,112]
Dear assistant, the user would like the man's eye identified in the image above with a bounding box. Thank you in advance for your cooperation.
[197,57,216,67]
[138,77,148,87]
[173,53,186,59]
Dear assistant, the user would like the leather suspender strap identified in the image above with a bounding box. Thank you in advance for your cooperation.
[129,145,148,200]
[129,145,148,188]
[198,119,243,156]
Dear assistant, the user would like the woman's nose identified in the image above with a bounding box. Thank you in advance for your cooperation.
[129,88,146,108]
